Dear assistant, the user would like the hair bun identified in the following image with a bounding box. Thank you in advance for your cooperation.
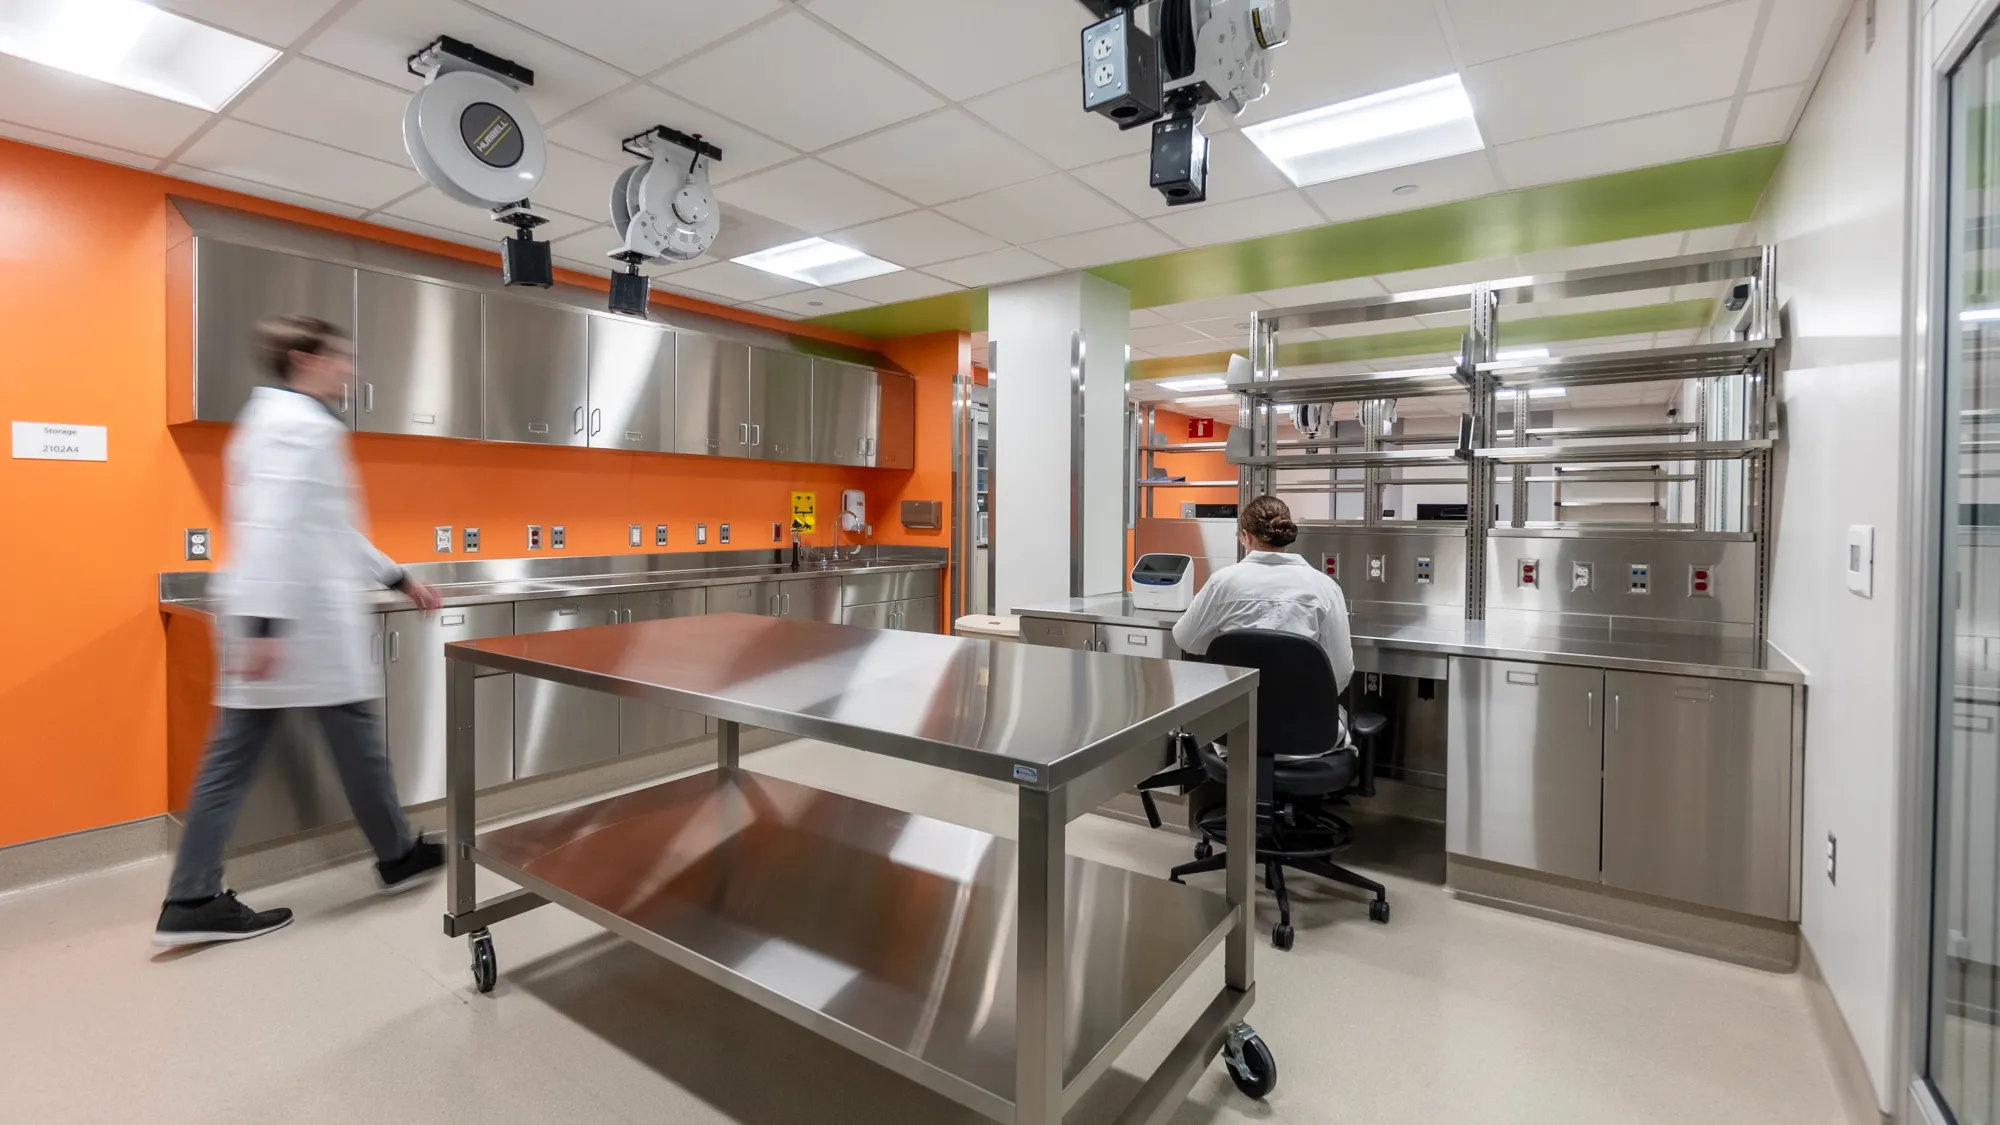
[1264,516,1298,547]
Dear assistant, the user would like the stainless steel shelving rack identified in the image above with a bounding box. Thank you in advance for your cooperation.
[1170,246,1782,635]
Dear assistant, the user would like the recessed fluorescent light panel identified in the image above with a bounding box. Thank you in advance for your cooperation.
[1496,387,1566,399]
[1159,376,1227,391]
[1244,74,1485,188]
[0,0,279,112]
[1172,393,1238,405]
[733,238,902,287]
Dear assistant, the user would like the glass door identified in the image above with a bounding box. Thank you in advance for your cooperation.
[1930,21,2000,1123]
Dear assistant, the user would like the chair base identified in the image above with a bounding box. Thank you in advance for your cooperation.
[1170,804,1391,946]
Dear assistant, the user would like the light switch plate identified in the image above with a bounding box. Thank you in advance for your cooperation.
[551,525,566,550]
[463,527,481,553]
[695,523,707,545]
[184,527,210,561]
[1847,525,1875,597]
[655,524,668,547]
[434,526,452,554]
[629,524,642,548]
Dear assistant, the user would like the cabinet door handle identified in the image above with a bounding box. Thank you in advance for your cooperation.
[591,408,602,436]
[574,406,585,434]
[1613,694,1621,731]
[340,384,351,415]
[739,423,750,445]
[752,423,763,446]
[783,591,792,615]
[364,383,375,413]
[1586,689,1594,728]
[769,594,780,616]
[371,632,382,664]
[389,630,400,663]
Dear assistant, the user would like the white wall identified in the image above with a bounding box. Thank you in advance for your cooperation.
[1752,0,1912,1108]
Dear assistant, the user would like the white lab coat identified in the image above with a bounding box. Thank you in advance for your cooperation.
[211,386,403,709]
[1171,550,1355,691]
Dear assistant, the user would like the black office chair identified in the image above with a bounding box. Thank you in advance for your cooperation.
[1161,629,1389,949]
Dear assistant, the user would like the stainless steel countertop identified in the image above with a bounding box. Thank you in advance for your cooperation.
[444,612,1257,791]
[159,558,945,618]
[1011,594,1806,686]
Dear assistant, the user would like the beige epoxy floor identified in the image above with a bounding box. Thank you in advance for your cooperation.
[0,740,1855,1125]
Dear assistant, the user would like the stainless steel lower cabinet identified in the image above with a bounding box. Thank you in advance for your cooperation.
[1099,623,1176,658]
[619,588,711,754]
[1601,671,1794,918]
[1446,657,1604,883]
[841,601,891,629]
[515,595,623,777]
[1021,617,1096,650]
[844,596,942,633]
[776,576,841,621]
[384,605,516,803]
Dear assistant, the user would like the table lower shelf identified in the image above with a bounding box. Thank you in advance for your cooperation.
[472,767,1237,1119]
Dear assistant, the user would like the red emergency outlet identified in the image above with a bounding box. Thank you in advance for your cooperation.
[1322,554,1339,579]
[1689,565,1715,598]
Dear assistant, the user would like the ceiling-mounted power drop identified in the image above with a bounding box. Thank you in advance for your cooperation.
[404,36,553,286]
[612,126,724,264]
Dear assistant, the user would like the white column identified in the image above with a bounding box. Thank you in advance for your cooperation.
[989,272,1131,613]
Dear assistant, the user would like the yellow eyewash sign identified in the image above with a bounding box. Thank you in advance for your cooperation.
[790,491,816,533]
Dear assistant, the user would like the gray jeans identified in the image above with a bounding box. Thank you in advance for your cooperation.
[166,703,415,902]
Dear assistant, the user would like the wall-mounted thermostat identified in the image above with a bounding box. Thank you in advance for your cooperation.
[1847,525,1875,598]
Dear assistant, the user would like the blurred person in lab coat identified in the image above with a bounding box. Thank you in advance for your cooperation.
[1172,495,1354,696]
[154,315,446,947]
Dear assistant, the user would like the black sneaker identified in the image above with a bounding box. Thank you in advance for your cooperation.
[152,891,293,947]
[376,837,444,895]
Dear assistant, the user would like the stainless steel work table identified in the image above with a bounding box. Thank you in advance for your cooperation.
[440,612,1270,1124]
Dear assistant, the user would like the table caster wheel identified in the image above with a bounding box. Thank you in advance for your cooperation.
[1369,899,1391,925]
[1194,839,1213,861]
[469,929,497,994]
[1224,1023,1277,1100]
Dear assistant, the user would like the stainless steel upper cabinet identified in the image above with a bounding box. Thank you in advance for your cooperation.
[192,240,357,425]
[483,296,589,446]
[811,361,877,466]
[874,372,916,469]
[587,317,673,452]
[355,271,481,439]
[749,348,813,462]
[674,333,752,457]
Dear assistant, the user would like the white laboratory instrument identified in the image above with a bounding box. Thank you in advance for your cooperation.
[1130,553,1196,611]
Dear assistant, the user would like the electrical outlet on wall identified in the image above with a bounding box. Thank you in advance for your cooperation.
[527,525,542,551]
[434,526,452,554]
[463,527,480,553]
[1827,832,1838,885]
[655,524,668,547]
[695,523,707,545]
[184,528,210,562]
[719,523,731,545]
[551,525,566,550]
[772,522,782,543]
[629,524,642,548]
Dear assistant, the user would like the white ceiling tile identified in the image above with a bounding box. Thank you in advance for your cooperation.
[1439,0,1717,67]
[667,260,813,302]
[532,144,624,224]
[1492,102,1731,189]
[1465,1,1757,145]
[708,208,813,261]
[1026,222,1179,270]
[1073,132,1294,219]
[165,164,368,217]
[1130,308,1167,328]
[965,66,1152,170]
[1303,151,1499,222]
[1729,85,1806,148]
[303,0,632,118]
[0,121,155,170]
[717,159,912,234]
[1233,1,1458,128]
[1750,0,1849,90]
[1515,233,1690,275]
[822,110,1052,205]
[807,0,1080,101]
[755,288,877,317]
[157,0,343,47]
[827,210,1001,267]
[833,270,964,303]
[464,0,781,76]
[1129,323,1211,348]
[182,120,424,209]
[653,12,941,150]
[926,247,1060,287]
[1147,190,1323,247]
[938,173,1130,244]
[1255,278,1388,308]
[230,57,413,167]
[382,187,596,243]
[547,85,796,184]
[0,55,209,157]
[1182,315,1261,342]
[1149,294,1272,322]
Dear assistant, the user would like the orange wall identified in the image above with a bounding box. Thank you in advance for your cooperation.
[0,139,965,849]
[1144,408,1238,510]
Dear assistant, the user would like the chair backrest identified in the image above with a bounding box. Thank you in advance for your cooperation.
[1203,629,1344,760]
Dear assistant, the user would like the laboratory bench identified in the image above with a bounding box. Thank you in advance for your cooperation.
[1013,594,1808,937]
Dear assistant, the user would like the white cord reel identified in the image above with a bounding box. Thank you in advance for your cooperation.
[611,127,723,265]
[403,37,546,210]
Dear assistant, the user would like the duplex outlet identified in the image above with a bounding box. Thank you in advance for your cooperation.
[629,524,643,548]
[434,526,452,554]
[1366,554,1386,582]
[1571,561,1594,591]
[1516,558,1540,588]
[184,527,211,562]
[696,523,708,545]
[527,524,542,551]
[772,522,783,543]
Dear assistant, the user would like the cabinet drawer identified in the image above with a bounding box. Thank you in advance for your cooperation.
[841,569,939,606]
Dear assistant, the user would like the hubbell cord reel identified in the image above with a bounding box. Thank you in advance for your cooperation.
[605,126,724,316]
[403,36,553,287]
